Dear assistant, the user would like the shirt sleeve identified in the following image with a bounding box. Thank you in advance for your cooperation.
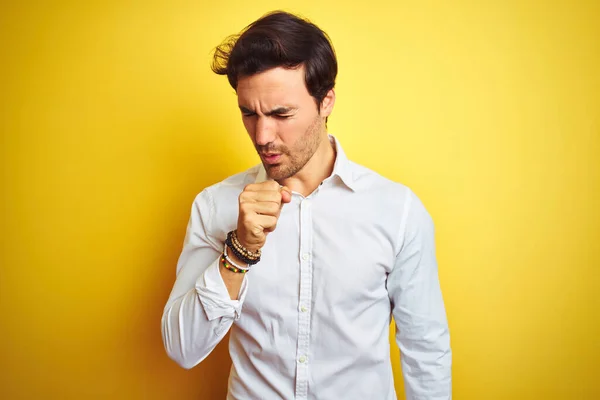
[161,189,248,369]
[387,190,452,399]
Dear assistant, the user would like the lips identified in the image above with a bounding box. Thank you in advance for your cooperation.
[261,153,282,164]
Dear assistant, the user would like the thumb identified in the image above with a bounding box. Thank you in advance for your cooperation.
[280,186,292,204]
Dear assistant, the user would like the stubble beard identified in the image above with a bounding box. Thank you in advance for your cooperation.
[258,116,324,181]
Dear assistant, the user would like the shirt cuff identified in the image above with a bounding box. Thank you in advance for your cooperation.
[196,256,248,321]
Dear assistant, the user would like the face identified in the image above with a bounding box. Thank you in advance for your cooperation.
[236,66,334,181]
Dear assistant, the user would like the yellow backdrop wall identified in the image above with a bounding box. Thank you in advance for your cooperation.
[1,1,598,399]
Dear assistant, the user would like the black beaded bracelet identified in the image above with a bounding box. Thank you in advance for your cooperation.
[226,231,261,265]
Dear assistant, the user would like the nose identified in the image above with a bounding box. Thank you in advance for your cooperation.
[254,117,276,146]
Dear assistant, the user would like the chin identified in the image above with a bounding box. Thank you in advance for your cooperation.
[265,167,285,181]
[265,164,292,181]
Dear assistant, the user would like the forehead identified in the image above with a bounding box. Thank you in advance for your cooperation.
[236,66,310,105]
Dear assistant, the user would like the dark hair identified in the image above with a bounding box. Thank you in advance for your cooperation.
[211,11,337,107]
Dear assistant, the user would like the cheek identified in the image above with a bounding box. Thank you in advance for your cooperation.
[278,118,305,142]
[242,118,255,136]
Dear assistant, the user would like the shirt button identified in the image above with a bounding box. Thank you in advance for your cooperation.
[299,356,307,363]
[300,306,308,313]
[302,253,310,261]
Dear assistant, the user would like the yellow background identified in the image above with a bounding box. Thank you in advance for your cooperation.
[1,1,598,399]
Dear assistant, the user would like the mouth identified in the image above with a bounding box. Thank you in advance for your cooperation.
[261,153,282,165]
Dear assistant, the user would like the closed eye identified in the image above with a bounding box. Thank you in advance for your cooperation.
[239,105,295,119]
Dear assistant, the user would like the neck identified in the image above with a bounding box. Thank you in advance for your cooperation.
[279,134,336,197]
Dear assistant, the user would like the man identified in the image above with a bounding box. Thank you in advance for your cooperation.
[162,11,452,400]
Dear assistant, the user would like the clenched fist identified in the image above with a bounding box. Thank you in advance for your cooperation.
[236,180,292,252]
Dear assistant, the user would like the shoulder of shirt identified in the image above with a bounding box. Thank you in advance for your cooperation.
[346,159,411,197]
[345,159,431,221]
[345,160,435,263]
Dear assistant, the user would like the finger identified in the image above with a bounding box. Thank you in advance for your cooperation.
[240,190,282,204]
[280,186,292,204]
[245,201,281,216]
[245,180,280,192]
[263,180,282,191]
[243,180,280,193]
[256,214,278,232]
[243,183,262,193]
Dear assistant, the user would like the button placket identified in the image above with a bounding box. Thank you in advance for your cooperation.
[294,198,313,399]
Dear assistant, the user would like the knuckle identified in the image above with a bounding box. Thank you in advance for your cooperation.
[243,213,255,225]
[262,203,277,215]
[270,192,281,203]
[262,180,278,191]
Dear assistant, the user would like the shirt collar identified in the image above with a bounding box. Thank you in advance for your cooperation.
[254,134,356,191]
[328,134,356,191]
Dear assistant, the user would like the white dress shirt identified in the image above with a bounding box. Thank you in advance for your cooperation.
[162,136,452,399]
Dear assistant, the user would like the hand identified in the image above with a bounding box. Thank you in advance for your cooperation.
[236,180,292,252]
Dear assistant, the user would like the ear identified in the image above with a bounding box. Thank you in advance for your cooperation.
[320,89,336,117]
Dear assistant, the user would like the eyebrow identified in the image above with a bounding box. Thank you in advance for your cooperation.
[239,106,295,116]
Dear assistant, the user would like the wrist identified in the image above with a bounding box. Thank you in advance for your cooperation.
[220,251,249,274]
[235,230,261,252]
[226,230,261,265]
[219,260,246,278]
[225,245,249,267]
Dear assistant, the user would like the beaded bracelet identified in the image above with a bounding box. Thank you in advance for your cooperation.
[221,253,249,274]
[226,230,261,265]
[223,243,250,271]
[231,230,261,260]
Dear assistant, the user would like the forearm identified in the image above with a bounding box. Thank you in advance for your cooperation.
[220,249,247,300]
[399,324,452,399]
